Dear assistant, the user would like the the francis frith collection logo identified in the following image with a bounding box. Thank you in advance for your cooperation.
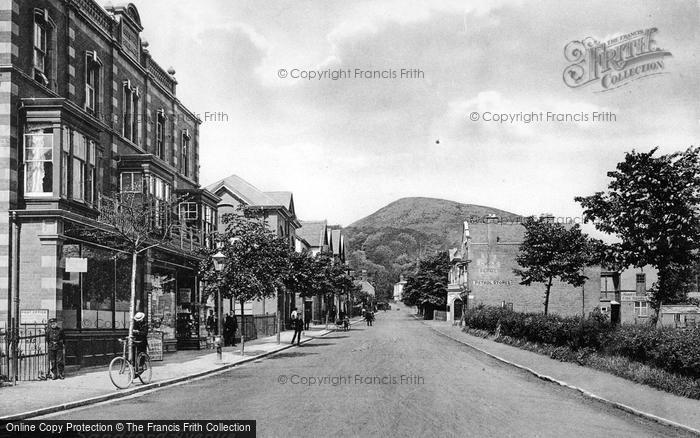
[563,28,672,91]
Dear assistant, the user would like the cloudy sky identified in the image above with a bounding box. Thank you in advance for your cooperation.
[120,0,699,228]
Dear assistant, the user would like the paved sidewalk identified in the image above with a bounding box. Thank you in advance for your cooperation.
[0,320,360,420]
[423,319,700,434]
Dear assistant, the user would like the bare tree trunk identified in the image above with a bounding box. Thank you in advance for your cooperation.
[544,276,553,316]
[127,251,137,362]
[240,299,245,356]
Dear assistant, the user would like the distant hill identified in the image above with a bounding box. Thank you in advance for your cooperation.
[345,197,519,301]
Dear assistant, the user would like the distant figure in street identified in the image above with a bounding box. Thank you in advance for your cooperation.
[224,312,237,346]
[206,309,217,349]
[291,307,298,320]
[291,314,304,346]
[304,307,312,330]
[365,310,374,327]
[46,318,65,380]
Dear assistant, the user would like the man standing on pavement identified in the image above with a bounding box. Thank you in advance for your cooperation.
[46,318,65,380]
[291,314,304,346]
[224,311,237,346]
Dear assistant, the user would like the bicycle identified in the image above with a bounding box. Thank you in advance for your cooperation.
[108,337,152,389]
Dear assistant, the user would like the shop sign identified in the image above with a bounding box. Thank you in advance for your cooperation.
[20,309,49,324]
[621,292,636,302]
[179,288,192,304]
[148,332,164,361]
[66,257,88,273]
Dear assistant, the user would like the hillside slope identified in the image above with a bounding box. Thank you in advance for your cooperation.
[345,197,519,300]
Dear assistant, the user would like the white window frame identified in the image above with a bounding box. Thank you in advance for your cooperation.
[24,133,54,197]
[634,301,648,317]
[179,202,198,221]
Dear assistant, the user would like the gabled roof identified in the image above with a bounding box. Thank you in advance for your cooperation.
[297,220,328,249]
[331,229,343,255]
[264,191,294,212]
[205,175,273,206]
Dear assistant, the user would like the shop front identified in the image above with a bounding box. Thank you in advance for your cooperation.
[148,249,207,352]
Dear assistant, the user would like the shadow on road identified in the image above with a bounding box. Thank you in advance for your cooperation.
[298,342,335,348]
[267,351,319,360]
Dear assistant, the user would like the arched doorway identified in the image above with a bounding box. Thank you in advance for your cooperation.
[453,298,463,321]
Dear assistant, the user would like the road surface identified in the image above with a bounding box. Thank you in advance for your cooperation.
[51,305,690,437]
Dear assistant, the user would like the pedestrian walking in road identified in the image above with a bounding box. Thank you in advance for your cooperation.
[46,318,65,380]
[291,314,304,346]
[364,309,371,326]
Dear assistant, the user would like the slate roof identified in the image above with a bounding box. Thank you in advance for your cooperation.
[205,175,273,206]
[297,220,328,249]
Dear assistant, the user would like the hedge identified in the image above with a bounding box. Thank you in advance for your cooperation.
[462,305,700,379]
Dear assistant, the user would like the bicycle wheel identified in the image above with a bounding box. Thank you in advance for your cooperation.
[108,356,134,389]
[136,353,152,384]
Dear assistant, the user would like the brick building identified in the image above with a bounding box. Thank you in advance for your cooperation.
[0,0,219,367]
[461,216,601,317]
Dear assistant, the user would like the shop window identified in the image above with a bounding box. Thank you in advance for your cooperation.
[60,242,134,330]
[24,130,54,196]
[149,268,177,341]
[85,51,102,114]
[33,9,54,87]
[61,244,81,329]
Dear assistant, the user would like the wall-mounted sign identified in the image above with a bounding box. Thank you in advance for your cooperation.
[621,292,636,302]
[66,257,88,273]
[179,288,192,304]
[20,309,49,325]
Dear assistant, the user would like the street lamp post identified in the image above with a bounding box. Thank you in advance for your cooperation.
[212,251,226,363]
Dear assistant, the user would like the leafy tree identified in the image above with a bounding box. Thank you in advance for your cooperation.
[67,191,181,360]
[575,147,700,310]
[200,213,290,355]
[311,253,353,325]
[513,217,599,315]
[402,251,450,317]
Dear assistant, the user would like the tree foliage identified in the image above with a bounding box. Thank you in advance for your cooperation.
[199,213,290,303]
[514,217,600,315]
[575,147,700,309]
[401,251,450,308]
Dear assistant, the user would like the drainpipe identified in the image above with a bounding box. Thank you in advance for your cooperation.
[10,211,20,385]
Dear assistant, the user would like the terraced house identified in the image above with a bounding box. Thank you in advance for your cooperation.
[0,0,220,369]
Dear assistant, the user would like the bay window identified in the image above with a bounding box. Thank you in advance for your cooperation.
[72,132,86,201]
[120,172,143,193]
[24,130,54,196]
